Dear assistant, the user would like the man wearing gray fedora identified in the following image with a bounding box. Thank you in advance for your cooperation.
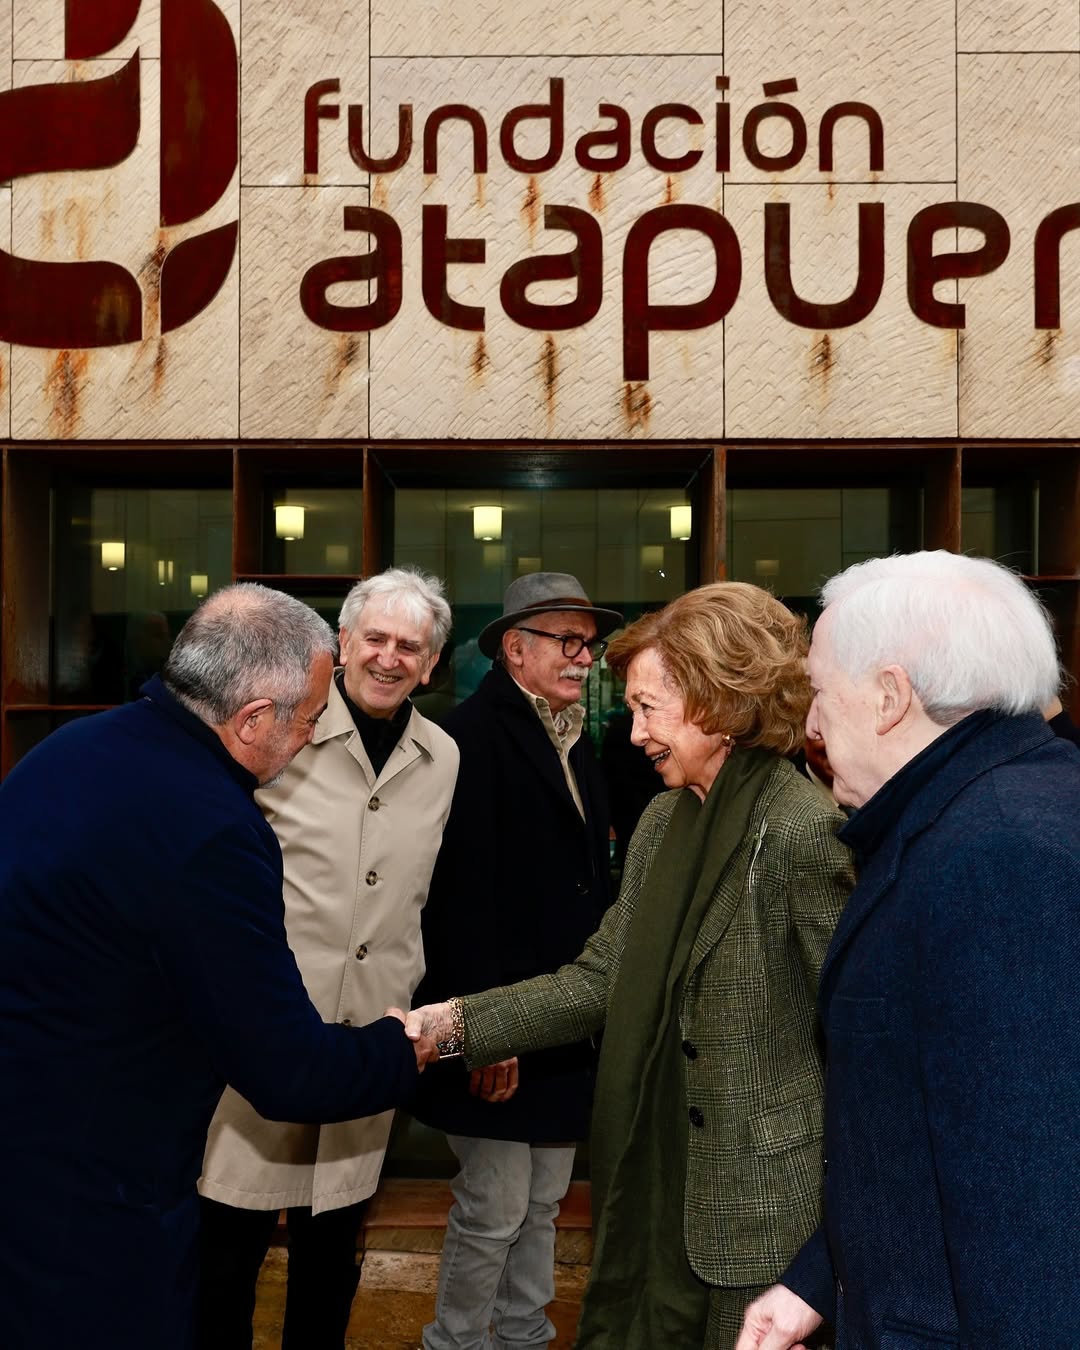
[412,573,621,1350]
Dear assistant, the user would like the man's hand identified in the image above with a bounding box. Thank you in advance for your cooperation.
[469,1057,519,1102]
[386,1006,440,1072]
[735,1286,822,1350]
[404,1001,456,1044]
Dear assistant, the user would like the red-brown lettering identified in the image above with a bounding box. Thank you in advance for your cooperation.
[299,205,402,331]
[574,103,631,172]
[907,202,1010,327]
[422,204,486,330]
[623,204,741,380]
[765,201,884,327]
[500,205,602,329]
[641,103,704,173]
[500,78,564,174]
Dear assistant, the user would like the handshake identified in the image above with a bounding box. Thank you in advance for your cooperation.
[383,1001,519,1102]
[384,1001,449,1070]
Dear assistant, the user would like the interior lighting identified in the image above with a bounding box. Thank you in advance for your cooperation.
[670,505,692,541]
[275,504,305,541]
[473,505,503,541]
[190,573,209,598]
[101,541,125,571]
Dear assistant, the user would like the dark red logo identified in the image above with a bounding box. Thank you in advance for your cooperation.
[0,0,238,348]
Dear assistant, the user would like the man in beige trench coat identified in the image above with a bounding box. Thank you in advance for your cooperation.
[197,568,459,1350]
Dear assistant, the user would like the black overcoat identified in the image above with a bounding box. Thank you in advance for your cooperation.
[412,663,611,1141]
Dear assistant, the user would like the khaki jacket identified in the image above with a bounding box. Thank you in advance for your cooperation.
[199,677,458,1214]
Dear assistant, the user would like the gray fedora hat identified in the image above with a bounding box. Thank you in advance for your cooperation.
[478,572,624,658]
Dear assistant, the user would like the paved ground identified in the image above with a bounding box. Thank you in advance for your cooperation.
[252,1247,588,1350]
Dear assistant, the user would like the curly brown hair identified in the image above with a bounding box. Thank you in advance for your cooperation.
[605,582,811,754]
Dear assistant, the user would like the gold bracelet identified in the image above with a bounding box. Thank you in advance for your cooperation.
[436,996,466,1059]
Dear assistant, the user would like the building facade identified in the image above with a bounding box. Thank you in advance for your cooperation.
[2,0,1079,772]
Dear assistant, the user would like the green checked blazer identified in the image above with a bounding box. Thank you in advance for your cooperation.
[464,757,855,1288]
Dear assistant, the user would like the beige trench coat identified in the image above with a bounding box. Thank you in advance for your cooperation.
[198,677,459,1215]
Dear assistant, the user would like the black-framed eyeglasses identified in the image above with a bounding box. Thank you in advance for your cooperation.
[515,627,608,659]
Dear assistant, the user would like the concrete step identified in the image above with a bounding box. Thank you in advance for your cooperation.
[272,1177,595,1263]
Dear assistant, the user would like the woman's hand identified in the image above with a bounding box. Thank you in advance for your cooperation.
[469,1058,519,1102]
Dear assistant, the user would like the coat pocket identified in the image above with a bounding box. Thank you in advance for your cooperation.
[747,1095,823,1156]
[881,1318,960,1349]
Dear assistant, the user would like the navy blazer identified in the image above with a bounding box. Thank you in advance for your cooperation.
[412,663,611,1141]
[0,680,419,1350]
[783,713,1080,1349]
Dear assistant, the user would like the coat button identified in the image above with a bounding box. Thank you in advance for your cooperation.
[365,870,378,885]
[355,944,368,960]
[368,796,381,811]
[576,881,588,895]
[688,1106,705,1128]
[681,1039,698,1060]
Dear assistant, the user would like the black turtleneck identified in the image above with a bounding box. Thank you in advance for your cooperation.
[335,672,413,776]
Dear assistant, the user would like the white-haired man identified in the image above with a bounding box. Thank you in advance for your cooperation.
[736,552,1080,1350]
[198,568,459,1350]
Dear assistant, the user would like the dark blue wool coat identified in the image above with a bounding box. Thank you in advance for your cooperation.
[0,678,418,1350]
[412,663,611,1141]
[783,712,1080,1349]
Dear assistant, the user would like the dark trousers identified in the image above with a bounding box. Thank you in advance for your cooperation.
[197,1195,367,1350]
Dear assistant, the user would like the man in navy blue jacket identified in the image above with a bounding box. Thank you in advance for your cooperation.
[0,585,435,1350]
[737,551,1080,1350]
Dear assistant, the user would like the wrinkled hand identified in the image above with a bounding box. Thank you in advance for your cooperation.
[404,1001,455,1045]
[469,1057,519,1102]
[734,1286,822,1350]
[386,1006,439,1072]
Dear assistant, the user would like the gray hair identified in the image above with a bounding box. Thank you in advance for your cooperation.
[338,567,452,653]
[163,583,335,725]
[820,550,1061,725]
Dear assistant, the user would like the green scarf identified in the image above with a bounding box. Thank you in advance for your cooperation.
[576,747,778,1349]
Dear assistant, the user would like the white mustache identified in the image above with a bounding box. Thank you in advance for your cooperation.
[559,666,587,682]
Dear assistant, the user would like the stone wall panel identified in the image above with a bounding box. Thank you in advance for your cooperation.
[367,54,726,440]
[957,52,1080,437]
[724,0,955,184]
[958,1,1080,53]
[241,0,368,187]
[724,182,959,438]
[239,185,371,438]
[371,0,721,59]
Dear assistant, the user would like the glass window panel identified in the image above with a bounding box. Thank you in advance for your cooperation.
[727,486,923,616]
[392,486,694,743]
[267,487,363,575]
[6,710,101,770]
[52,485,232,704]
[960,483,1035,574]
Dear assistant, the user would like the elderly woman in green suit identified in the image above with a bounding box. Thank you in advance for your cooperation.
[407,582,853,1350]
